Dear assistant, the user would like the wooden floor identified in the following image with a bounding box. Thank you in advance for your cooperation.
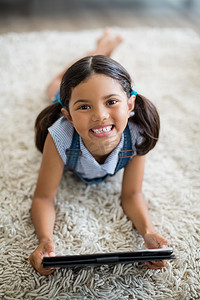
[0,0,200,34]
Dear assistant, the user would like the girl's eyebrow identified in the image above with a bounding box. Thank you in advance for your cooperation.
[104,94,120,99]
[73,99,90,106]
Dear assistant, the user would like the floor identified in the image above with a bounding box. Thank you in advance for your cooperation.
[0,0,200,34]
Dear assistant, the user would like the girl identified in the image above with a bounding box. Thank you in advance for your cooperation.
[29,30,168,275]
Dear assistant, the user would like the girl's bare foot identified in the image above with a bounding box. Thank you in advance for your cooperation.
[93,28,123,57]
[47,29,123,100]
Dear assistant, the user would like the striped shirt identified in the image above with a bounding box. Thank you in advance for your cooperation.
[48,116,143,180]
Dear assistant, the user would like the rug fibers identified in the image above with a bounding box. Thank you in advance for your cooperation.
[0,28,200,299]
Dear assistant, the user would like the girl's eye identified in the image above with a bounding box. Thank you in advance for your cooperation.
[107,99,118,106]
[78,105,90,110]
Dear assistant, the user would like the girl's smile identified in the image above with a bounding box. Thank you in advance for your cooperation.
[62,74,135,161]
[90,124,114,137]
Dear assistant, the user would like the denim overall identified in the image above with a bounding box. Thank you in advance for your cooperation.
[65,126,133,184]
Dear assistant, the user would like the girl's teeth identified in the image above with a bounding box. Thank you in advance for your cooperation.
[92,126,112,134]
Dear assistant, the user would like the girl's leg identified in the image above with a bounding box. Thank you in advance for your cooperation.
[47,29,123,101]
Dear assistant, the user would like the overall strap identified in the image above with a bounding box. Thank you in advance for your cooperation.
[65,129,82,171]
[114,124,133,173]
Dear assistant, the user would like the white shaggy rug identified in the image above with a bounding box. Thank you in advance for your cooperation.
[0,28,200,299]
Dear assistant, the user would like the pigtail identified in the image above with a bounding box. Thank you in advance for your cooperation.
[130,93,160,155]
[35,103,61,153]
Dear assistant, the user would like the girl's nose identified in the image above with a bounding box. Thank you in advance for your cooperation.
[91,106,109,122]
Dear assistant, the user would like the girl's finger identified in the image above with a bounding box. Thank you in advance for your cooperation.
[152,260,166,267]
[40,267,56,275]
[145,259,166,269]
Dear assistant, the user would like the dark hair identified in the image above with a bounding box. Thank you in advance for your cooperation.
[35,55,160,155]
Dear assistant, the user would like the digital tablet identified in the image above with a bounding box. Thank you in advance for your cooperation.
[42,248,175,268]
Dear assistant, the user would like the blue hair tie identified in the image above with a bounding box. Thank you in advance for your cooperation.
[130,90,137,96]
[58,99,65,108]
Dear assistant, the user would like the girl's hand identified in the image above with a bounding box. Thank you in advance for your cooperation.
[143,232,168,269]
[29,239,57,275]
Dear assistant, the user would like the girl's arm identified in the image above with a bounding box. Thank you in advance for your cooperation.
[29,133,64,275]
[121,155,168,269]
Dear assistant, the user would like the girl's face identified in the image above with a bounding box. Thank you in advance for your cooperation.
[62,74,135,162]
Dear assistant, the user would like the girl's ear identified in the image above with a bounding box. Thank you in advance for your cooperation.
[61,108,73,123]
[128,95,136,113]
